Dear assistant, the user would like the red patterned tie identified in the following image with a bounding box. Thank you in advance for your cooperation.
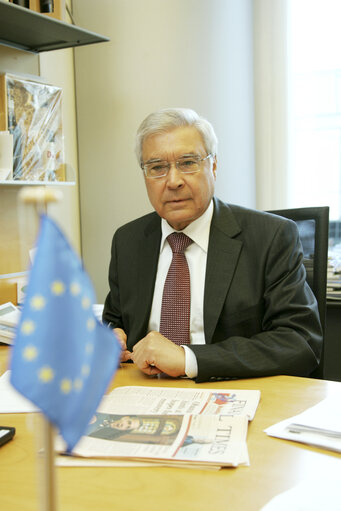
[159,232,193,345]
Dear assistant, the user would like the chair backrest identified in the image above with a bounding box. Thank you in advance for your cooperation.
[268,206,329,378]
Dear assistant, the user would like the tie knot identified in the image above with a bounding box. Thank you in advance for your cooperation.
[167,232,193,253]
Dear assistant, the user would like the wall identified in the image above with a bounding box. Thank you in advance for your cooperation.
[39,49,81,252]
[253,0,289,211]
[73,0,255,302]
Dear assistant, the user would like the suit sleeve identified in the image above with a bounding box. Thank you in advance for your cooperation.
[189,219,323,382]
[102,233,124,329]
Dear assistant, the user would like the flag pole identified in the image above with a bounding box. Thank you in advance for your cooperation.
[43,419,57,511]
[19,186,63,511]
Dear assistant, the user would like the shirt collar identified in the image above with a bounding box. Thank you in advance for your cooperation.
[160,200,214,253]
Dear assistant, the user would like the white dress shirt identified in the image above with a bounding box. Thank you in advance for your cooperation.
[147,200,214,378]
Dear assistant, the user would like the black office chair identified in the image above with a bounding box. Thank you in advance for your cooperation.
[268,206,329,379]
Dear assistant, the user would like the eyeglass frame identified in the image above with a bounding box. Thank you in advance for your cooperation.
[141,153,213,179]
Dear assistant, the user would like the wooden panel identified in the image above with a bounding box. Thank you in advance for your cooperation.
[0,74,7,131]
[0,278,19,305]
[0,187,39,276]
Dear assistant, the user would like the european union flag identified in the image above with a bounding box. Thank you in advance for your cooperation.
[10,214,121,453]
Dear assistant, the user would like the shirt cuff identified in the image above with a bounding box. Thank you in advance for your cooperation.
[182,345,198,379]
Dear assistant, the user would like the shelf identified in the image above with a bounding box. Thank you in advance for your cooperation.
[0,0,109,53]
[0,180,75,186]
[0,271,27,280]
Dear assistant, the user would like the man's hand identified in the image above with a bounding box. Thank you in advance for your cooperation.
[131,331,186,377]
[113,327,132,362]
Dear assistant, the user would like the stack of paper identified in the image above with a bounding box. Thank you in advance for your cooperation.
[0,371,39,413]
[327,245,341,300]
[92,303,104,322]
[57,385,261,469]
[265,398,341,452]
[0,303,104,345]
[0,302,20,345]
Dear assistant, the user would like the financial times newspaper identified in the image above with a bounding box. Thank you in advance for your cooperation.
[61,386,260,468]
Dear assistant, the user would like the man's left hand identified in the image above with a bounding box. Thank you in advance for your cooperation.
[131,331,186,377]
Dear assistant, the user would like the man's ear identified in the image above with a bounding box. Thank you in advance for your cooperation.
[212,156,217,178]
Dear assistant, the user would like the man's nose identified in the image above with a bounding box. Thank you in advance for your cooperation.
[166,163,185,188]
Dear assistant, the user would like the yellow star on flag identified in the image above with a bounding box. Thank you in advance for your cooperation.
[51,280,65,296]
[38,366,54,383]
[70,282,81,296]
[82,297,91,309]
[87,318,95,331]
[85,342,93,354]
[23,345,38,361]
[30,295,46,311]
[21,320,35,335]
[60,379,72,394]
[74,378,83,391]
[82,364,90,377]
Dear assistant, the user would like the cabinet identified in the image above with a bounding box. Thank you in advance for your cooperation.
[0,0,108,304]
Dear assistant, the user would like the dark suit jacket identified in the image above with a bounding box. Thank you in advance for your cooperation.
[103,197,322,382]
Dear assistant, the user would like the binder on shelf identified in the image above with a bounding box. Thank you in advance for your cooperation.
[0,72,65,183]
[9,0,66,21]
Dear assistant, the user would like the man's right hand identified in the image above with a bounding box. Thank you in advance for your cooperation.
[113,327,132,362]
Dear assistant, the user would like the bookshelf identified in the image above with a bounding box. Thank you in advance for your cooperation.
[0,180,75,186]
[0,1,109,305]
[0,0,109,53]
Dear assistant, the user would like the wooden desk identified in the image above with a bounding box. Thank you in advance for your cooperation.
[1,345,341,511]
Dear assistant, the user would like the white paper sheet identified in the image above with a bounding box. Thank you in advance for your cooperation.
[55,455,221,470]
[265,397,341,452]
[0,370,38,413]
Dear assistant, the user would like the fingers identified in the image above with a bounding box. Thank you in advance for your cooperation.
[112,327,133,362]
[109,328,185,377]
[131,331,185,377]
[121,350,132,362]
[114,327,127,348]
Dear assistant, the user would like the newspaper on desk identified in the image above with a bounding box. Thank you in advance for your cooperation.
[57,385,260,469]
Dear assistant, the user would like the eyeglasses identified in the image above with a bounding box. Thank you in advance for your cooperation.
[141,153,213,179]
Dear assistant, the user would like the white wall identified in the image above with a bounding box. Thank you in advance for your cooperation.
[253,0,289,211]
[39,48,81,253]
[73,0,255,302]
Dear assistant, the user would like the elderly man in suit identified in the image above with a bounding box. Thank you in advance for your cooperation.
[103,108,322,382]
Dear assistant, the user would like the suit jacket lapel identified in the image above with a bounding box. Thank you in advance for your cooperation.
[204,198,243,343]
[135,214,162,338]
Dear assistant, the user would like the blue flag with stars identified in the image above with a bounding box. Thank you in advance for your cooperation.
[10,214,121,453]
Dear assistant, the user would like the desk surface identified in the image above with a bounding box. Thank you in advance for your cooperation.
[1,346,341,511]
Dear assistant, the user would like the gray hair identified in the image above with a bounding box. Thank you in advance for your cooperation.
[135,107,218,165]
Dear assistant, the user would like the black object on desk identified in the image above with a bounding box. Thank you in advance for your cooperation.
[0,426,15,447]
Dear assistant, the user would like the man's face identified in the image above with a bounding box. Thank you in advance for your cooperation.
[142,126,217,230]
[110,416,139,431]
